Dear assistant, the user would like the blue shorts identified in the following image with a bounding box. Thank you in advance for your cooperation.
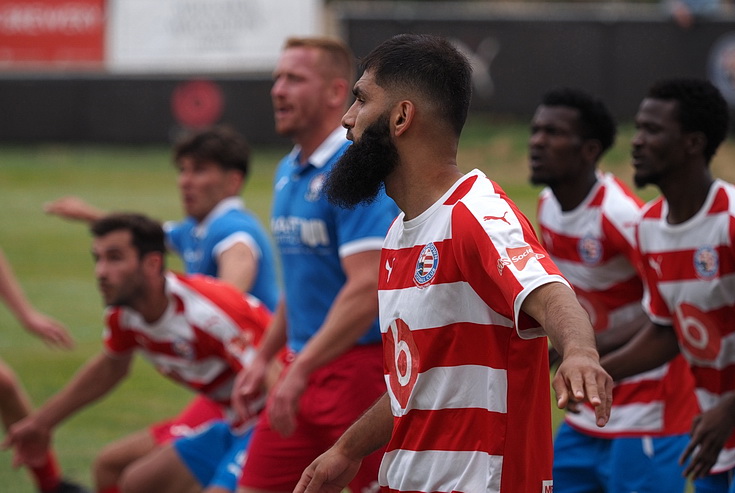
[173,420,252,492]
[694,468,735,493]
[553,422,690,492]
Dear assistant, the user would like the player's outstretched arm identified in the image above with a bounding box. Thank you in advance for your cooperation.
[294,392,392,493]
[44,196,106,223]
[0,248,73,349]
[522,282,613,427]
[2,352,132,467]
[600,322,679,382]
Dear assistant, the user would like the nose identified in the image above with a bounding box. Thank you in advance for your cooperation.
[631,129,644,148]
[529,130,544,148]
[341,102,357,132]
[271,77,285,98]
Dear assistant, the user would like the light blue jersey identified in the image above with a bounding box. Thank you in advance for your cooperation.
[270,128,399,353]
[166,197,279,312]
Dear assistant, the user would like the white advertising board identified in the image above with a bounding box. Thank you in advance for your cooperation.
[107,0,322,74]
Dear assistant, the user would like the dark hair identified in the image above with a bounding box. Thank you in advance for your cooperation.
[360,33,472,136]
[647,78,729,162]
[541,87,617,154]
[91,213,166,259]
[173,125,250,177]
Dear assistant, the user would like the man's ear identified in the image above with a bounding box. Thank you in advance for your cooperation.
[327,78,350,109]
[142,251,164,276]
[226,169,245,194]
[393,100,415,137]
[685,131,707,157]
[581,139,603,165]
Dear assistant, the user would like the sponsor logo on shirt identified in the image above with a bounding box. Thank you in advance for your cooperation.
[497,245,546,275]
[542,480,554,492]
[693,245,718,280]
[271,216,330,248]
[305,173,325,202]
[385,257,395,283]
[578,235,603,265]
[414,243,439,286]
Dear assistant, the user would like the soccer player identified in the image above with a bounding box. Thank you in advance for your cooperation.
[530,87,698,492]
[294,33,612,493]
[231,37,399,493]
[44,126,279,490]
[3,213,272,493]
[601,78,735,492]
[0,247,87,493]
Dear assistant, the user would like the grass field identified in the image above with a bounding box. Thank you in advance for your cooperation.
[2,117,729,491]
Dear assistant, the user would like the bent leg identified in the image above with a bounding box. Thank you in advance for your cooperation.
[119,444,200,493]
[0,357,33,428]
[93,429,156,491]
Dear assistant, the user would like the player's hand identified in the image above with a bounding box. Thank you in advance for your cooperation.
[231,355,268,421]
[293,446,362,493]
[267,363,308,437]
[21,310,74,349]
[680,398,735,480]
[43,196,103,223]
[2,417,52,468]
[552,347,613,427]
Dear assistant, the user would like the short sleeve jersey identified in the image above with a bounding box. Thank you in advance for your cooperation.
[378,169,563,493]
[103,272,271,417]
[537,172,697,437]
[165,197,279,311]
[270,128,399,352]
[638,179,735,473]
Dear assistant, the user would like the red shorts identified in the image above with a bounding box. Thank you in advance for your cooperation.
[149,394,226,444]
[238,344,386,492]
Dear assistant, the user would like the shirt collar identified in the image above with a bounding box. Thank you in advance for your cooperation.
[193,196,245,238]
[289,127,349,170]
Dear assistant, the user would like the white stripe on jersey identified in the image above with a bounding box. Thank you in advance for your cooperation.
[566,401,665,434]
[639,204,731,253]
[552,256,637,291]
[385,365,508,416]
[379,449,502,493]
[378,283,514,332]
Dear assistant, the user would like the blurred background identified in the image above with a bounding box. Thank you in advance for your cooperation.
[2,0,735,146]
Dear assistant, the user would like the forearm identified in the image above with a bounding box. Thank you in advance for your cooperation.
[255,300,288,363]
[601,322,679,381]
[0,251,38,325]
[595,316,648,357]
[33,353,130,429]
[334,393,393,460]
[526,282,598,359]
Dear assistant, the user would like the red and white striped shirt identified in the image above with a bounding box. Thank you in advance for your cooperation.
[538,172,697,437]
[104,272,271,415]
[639,179,735,473]
[378,169,563,492]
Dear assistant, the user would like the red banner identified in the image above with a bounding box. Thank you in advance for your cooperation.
[0,0,104,68]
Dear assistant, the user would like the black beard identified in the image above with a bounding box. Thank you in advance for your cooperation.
[324,114,399,209]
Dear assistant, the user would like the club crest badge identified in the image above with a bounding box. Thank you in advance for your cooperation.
[172,337,196,360]
[693,246,718,280]
[578,235,603,265]
[305,173,325,202]
[414,243,439,287]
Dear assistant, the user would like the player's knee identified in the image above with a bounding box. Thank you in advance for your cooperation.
[92,444,125,488]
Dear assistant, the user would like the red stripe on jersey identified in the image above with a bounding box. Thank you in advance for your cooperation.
[690,364,735,395]
[646,246,735,282]
[574,278,644,314]
[384,322,513,374]
[381,241,463,290]
[175,273,270,346]
[588,183,605,207]
[388,407,506,455]
[443,174,477,205]
[104,308,136,353]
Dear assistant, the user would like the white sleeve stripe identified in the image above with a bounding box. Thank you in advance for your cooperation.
[339,237,385,258]
[213,232,261,260]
